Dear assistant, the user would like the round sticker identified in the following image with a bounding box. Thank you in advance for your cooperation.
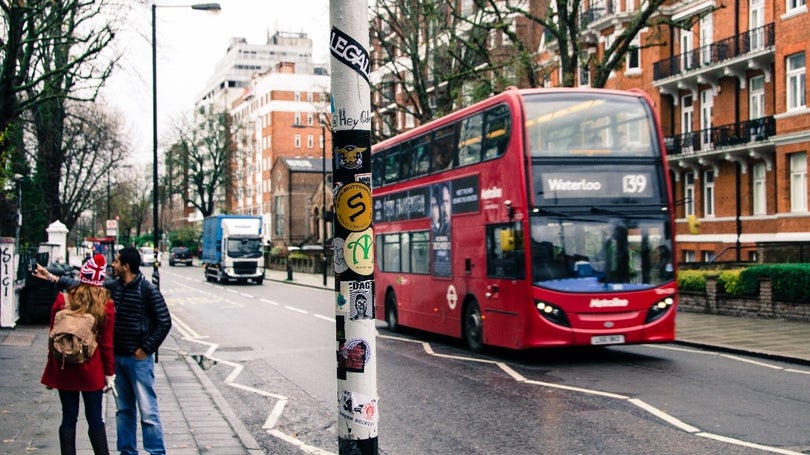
[335,182,373,232]
[343,228,374,275]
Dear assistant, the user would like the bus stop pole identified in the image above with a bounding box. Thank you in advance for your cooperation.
[330,2,378,453]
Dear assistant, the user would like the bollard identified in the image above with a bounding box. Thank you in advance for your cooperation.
[286,262,293,281]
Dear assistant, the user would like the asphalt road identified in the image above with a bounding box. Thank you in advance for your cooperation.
[160,266,810,455]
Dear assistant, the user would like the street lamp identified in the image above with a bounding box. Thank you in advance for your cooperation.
[13,174,22,252]
[320,113,328,286]
[152,2,221,253]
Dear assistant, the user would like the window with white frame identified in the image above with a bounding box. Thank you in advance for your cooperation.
[702,250,715,262]
[294,112,302,126]
[295,91,301,102]
[683,250,696,262]
[307,112,314,126]
[787,53,806,110]
[307,135,314,148]
[703,170,715,217]
[749,76,765,119]
[579,64,590,87]
[294,134,302,148]
[685,172,695,216]
[788,0,806,12]
[752,162,767,215]
[790,152,807,212]
[627,36,641,72]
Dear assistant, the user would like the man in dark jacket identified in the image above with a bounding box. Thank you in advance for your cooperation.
[38,246,172,454]
[109,246,171,455]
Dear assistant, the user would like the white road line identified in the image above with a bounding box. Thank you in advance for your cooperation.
[260,298,280,306]
[720,354,784,369]
[696,432,803,455]
[628,398,699,433]
[380,333,803,454]
[313,314,336,323]
[285,306,308,314]
[171,314,332,454]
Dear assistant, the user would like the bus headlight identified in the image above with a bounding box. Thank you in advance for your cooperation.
[535,301,570,327]
[645,297,674,323]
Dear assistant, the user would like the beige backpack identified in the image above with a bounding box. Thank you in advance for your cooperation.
[48,295,97,368]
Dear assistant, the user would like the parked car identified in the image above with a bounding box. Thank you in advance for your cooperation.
[169,247,193,266]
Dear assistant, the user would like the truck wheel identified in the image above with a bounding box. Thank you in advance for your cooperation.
[255,278,264,285]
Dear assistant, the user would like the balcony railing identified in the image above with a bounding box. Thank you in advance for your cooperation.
[653,23,774,81]
[664,116,775,156]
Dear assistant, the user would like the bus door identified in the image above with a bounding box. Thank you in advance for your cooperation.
[483,222,528,346]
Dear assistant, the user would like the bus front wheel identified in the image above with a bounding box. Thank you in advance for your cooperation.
[463,301,484,353]
[385,291,399,332]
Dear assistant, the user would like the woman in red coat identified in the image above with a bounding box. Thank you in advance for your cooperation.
[40,254,115,455]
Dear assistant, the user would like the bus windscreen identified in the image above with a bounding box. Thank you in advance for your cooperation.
[524,93,660,158]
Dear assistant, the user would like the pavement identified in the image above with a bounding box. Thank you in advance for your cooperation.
[2,268,809,454]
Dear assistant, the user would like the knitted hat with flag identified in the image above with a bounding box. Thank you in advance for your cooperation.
[80,254,107,286]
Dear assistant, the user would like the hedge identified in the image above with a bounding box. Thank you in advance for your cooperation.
[677,264,810,302]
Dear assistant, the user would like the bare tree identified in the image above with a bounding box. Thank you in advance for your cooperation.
[58,103,129,230]
[0,0,124,240]
[369,0,674,141]
[166,105,235,219]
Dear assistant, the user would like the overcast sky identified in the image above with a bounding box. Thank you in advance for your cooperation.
[101,1,332,165]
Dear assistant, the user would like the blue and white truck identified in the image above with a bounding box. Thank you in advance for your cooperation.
[201,215,265,284]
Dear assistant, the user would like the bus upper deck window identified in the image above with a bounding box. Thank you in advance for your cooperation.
[458,113,484,166]
[482,105,511,160]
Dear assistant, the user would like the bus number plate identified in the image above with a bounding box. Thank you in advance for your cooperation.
[591,335,625,345]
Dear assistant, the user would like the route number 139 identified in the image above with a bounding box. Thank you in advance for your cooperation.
[622,174,647,194]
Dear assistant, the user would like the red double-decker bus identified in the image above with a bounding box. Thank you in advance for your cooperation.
[371,87,677,351]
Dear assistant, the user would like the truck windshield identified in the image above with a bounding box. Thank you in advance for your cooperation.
[530,213,673,292]
[226,239,263,258]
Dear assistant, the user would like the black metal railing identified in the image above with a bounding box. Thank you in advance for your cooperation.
[664,116,775,156]
[653,23,774,81]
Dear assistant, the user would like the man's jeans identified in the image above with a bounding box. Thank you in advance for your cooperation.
[115,355,165,455]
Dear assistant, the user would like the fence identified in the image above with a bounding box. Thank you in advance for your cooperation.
[679,277,810,322]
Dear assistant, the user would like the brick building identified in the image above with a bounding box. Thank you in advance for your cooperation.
[268,157,333,249]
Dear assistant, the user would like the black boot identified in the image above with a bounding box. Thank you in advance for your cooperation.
[88,427,110,455]
[58,426,76,455]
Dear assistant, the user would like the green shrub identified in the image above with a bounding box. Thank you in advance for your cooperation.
[740,264,810,301]
[677,270,706,292]
[717,269,744,295]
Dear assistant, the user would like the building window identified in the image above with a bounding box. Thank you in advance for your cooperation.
[294,112,302,126]
[307,112,314,126]
[273,196,285,236]
[788,0,806,12]
[703,170,715,217]
[752,163,767,215]
[787,53,806,110]
[295,134,302,148]
[307,135,314,148]
[683,250,696,263]
[684,172,695,217]
[579,64,590,87]
[749,76,765,120]
[626,37,641,72]
[790,152,807,212]
[701,250,715,262]
[295,91,301,102]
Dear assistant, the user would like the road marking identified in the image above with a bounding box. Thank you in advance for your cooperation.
[285,306,308,314]
[379,334,805,455]
[314,314,335,323]
[171,314,333,454]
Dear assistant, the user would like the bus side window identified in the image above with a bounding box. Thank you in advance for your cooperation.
[399,143,412,180]
[371,153,384,188]
[384,147,401,184]
[482,105,511,160]
[412,136,431,177]
[458,113,483,166]
[431,124,457,172]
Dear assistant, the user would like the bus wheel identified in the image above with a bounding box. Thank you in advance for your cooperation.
[463,301,484,353]
[385,291,399,332]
